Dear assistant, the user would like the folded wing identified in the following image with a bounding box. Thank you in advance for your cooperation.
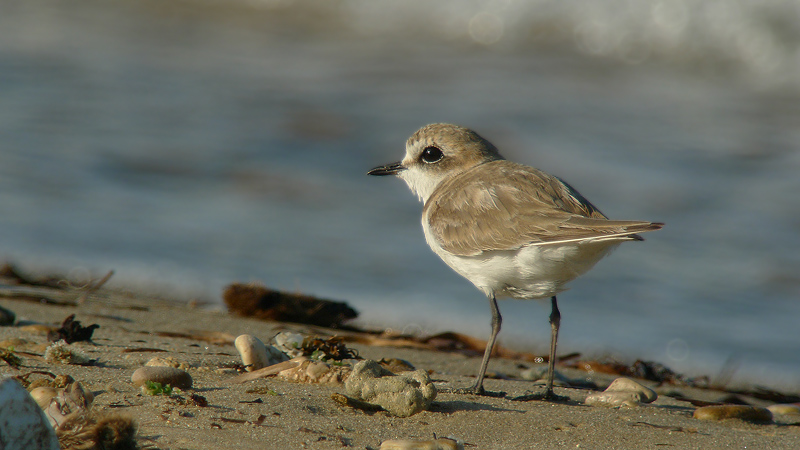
[424,161,663,256]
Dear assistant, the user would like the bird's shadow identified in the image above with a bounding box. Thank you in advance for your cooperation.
[429,399,525,414]
[506,391,581,405]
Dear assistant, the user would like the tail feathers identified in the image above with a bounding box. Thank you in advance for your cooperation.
[538,221,663,246]
[628,222,664,241]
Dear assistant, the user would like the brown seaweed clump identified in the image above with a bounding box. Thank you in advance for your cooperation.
[57,414,138,450]
[48,315,100,344]
[223,283,358,328]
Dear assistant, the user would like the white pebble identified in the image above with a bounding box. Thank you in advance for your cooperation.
[584,377,657,407]
[29,387,58,410]
[273,332,306,357]
[235,335,270,371]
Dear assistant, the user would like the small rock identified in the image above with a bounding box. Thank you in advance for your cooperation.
[693,405,772,423]
[380,438,463,450]
[29,387,59,409]
[146,356,190,371]
[273,332,305,358]
[0,378,60,450]
[131,366,193,389]
[520,366,571,386]
[379,358,416,373]
[344,359,436,417]
[235,335,271,371]
[520,365,547,381]
[0,305,15,326]
[585,377,657,407]
[767,403,800,416]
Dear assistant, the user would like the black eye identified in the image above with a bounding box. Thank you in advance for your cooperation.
[420,146,443,163]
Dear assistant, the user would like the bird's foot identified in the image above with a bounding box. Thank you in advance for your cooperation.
[509,387,570,402]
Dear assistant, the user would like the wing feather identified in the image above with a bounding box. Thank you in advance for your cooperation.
[423,160,662,256]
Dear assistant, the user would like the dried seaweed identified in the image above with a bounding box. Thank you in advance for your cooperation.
[48,315,100,344]
[0,347,22,369]
[301,336,358,361]
[223,282,358,328]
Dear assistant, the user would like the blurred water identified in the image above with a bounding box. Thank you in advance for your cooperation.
[1,0,799,389]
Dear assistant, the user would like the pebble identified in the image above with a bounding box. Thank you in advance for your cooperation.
[0,378,60,450]
[379,358,416,373]
[344,359,436,417]
[235,335,271,371]
[146,356,190,371]
[767,404,800,416]
[273,331,305,358]
[520,366,571,386]
[380,438,463,450]
[693,405,773,423]
[0,305,15,326]
[131,366,193,389]
[584,377,657,407]
[29,387,59,409]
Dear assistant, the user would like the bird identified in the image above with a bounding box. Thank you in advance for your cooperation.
[367,123,663,398]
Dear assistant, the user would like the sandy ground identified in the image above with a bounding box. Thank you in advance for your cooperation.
[1,287,799,450]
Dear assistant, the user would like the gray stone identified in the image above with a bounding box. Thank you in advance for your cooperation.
[0,378,60,450]
[131,366,193,389]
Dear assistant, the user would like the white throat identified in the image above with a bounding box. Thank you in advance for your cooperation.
[398,166,448,203]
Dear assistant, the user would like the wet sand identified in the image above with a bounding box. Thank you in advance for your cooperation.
[1,287,799,449]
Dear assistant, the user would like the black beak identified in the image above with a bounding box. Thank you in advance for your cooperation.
[367,161,405,176]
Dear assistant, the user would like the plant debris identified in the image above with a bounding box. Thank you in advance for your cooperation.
[301,336,359,361]
[142,381,173,396]
[45,341,93,366]
[570,358,705,387]
[223,282,358,328]
[0,348,22,369]
[48,315,100,344]
[0,263,64,289]
[57,414,138,450]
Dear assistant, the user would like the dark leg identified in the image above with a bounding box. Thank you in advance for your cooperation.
[469,294,502,395]
[544,295,561,399]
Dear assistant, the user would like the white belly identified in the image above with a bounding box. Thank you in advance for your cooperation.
[423,223,621,299]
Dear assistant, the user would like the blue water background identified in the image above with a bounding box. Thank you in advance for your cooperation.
[1,0,799,389]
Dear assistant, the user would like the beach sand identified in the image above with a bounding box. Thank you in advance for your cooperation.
[1,283,799,450]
